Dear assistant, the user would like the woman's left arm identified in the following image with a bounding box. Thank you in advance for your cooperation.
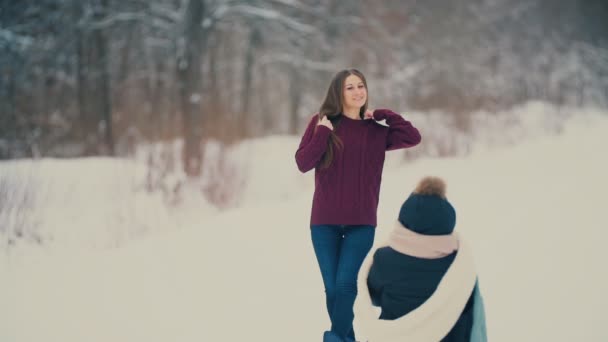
[373,109,421,151]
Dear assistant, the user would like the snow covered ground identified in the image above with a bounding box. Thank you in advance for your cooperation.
[1,106,607,342]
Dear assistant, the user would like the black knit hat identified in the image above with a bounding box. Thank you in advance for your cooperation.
[398,176,456,235]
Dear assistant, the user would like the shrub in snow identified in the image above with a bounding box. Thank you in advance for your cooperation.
[0,168,43,249]
[139,139,246,209]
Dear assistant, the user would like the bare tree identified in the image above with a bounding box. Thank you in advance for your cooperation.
[177,0,208,177]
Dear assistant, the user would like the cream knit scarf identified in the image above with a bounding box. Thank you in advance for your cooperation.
[388,221,459,259]
[354,221,477,342]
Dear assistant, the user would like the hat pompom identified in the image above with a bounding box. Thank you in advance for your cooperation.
[414,176,446,198]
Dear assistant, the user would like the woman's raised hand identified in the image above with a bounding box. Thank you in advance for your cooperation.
[364,109,374,120]
[318,116,334,130]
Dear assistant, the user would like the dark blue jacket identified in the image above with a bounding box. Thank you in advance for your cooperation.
[367,248,475,341]
[367,246,457,319]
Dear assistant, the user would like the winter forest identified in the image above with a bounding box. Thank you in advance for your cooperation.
[2,0,607,160]
[1,1,608,341]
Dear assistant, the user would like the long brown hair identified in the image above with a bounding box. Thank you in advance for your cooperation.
[317,69,369,169]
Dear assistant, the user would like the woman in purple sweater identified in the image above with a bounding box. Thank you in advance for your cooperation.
[295,69,421,342]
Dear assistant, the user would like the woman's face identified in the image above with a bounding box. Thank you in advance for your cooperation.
[342,74,367,111]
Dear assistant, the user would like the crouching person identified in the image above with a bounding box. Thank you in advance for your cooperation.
[357,176,488,342]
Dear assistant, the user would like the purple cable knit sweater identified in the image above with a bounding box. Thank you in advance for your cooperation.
[295,109,421,226]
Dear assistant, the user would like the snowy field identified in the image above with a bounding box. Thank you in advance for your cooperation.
[1,105,608,342]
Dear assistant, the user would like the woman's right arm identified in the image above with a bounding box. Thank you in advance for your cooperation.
[295,115,332,173]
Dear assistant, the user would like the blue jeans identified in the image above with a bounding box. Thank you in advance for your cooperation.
[311,225,375,340]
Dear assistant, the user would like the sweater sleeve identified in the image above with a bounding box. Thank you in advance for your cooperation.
[373,109,421,151]
[367,251,384,308]
[295,115,332,173]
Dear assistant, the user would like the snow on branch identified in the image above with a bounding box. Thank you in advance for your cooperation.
[213,4,316,34]
[260,53,335,71]
[0,29,33,49]
[267,0,319,15]
[88,12,149,29]
[149,3,182,23]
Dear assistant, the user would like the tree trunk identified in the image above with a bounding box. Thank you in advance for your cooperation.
[74,1,88,149]
[152,61,166,140]
[95,0,114,155]
[259,63,273,135]
[288,65,302,135]
[177,0,207,177]
[0,65,16,159]
[75,0,113,156]
[205,33,222,140]
[240,26,261,138]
